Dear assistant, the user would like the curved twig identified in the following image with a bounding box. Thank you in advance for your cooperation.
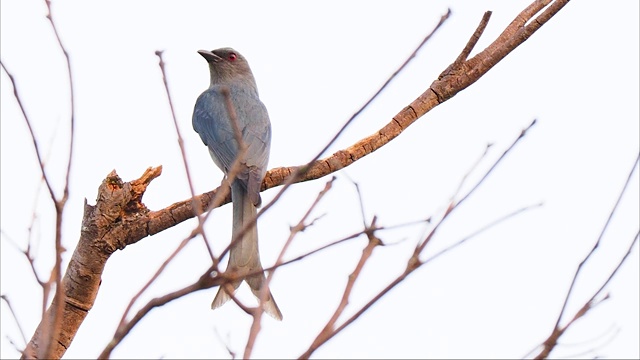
[532,154,640,359]
[299,119,539,359]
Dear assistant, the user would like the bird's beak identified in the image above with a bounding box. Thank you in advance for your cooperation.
[198,50,221,63]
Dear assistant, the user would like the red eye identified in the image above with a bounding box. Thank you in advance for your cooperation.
[228,53,237,61]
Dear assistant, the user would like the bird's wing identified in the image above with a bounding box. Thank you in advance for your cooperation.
[192,89,239,173]
[233,90,271,206]
[193,87,271,205]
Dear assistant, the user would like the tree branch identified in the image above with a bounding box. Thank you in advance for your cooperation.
[532,153,640,359]
[22,167,161,359]
[299,119,539,359]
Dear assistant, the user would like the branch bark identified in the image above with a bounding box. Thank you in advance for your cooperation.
[22,168,161,359]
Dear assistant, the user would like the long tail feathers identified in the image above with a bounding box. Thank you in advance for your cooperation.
[210,181,283,321]
[246,273,283,320]
[210,280,241,311]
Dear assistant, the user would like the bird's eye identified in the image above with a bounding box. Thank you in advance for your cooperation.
[228,53,237,61]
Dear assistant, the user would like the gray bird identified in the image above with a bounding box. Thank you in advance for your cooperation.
[192,47,282,320]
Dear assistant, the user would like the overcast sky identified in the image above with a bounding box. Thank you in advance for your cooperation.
[1,1,639,359]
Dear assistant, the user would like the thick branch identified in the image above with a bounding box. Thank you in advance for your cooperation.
[22,167,161,359]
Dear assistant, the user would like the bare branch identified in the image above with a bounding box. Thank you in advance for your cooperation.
[424,202,543,264]
[562,154,639,320]
[98,270,221,359]
[299,120,538,358]
[155,50,215,260]
[42,3,77,353]
[255,8,451,217]
[533,153,640,359]
[112,231,197,348]
[0,295,28,348]
[244,178,335,359]
[0,61,58,205]
[6,0,79,357]
[0,231,47,290]
[42,0,75,205]
[213,328,237,360]
[450,143,492,202]
[22,167,161,360]
[301,218,382,359]
[416,119,536,256]
[451,11,492,69]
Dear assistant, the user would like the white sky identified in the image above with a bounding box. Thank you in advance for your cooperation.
[1,0,639,359]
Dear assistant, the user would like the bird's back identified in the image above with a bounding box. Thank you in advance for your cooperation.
[193,84,271,203]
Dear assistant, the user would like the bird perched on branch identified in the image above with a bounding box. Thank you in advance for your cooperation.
[192,47,282,320]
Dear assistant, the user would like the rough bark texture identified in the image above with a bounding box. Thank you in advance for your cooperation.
[22,168,160,359]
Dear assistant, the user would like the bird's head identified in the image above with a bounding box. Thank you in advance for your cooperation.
[198,47,257,89]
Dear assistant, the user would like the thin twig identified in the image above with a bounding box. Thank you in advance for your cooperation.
[533,153,640,359]
[244,178,335,359]
[302,218,382,358]
[312,9,451,166]
[0,61,57,205]
[261,217,430,274]
[451,11,492,70]
[0,231,47,290]
[450,143,492,201]
[252,9,451,226]
[533,232,638,360]
[113,229,198,340]
[554,153,639,330]
[99,217,371,359]
[343,174,369,228]
[0,295,28,347]
[299,120,537,358]
[155,50,215,260]
[43,0,75,204]
[43,4,77,353]
[557,326,620,359]
[102,196,433,359]
[98,271,220,359]
[424,202,543,264]
[5,0,79,357]
[213,328,237,360]
[416,119,536,256]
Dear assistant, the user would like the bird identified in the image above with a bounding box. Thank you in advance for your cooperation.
[192,47,282,320]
